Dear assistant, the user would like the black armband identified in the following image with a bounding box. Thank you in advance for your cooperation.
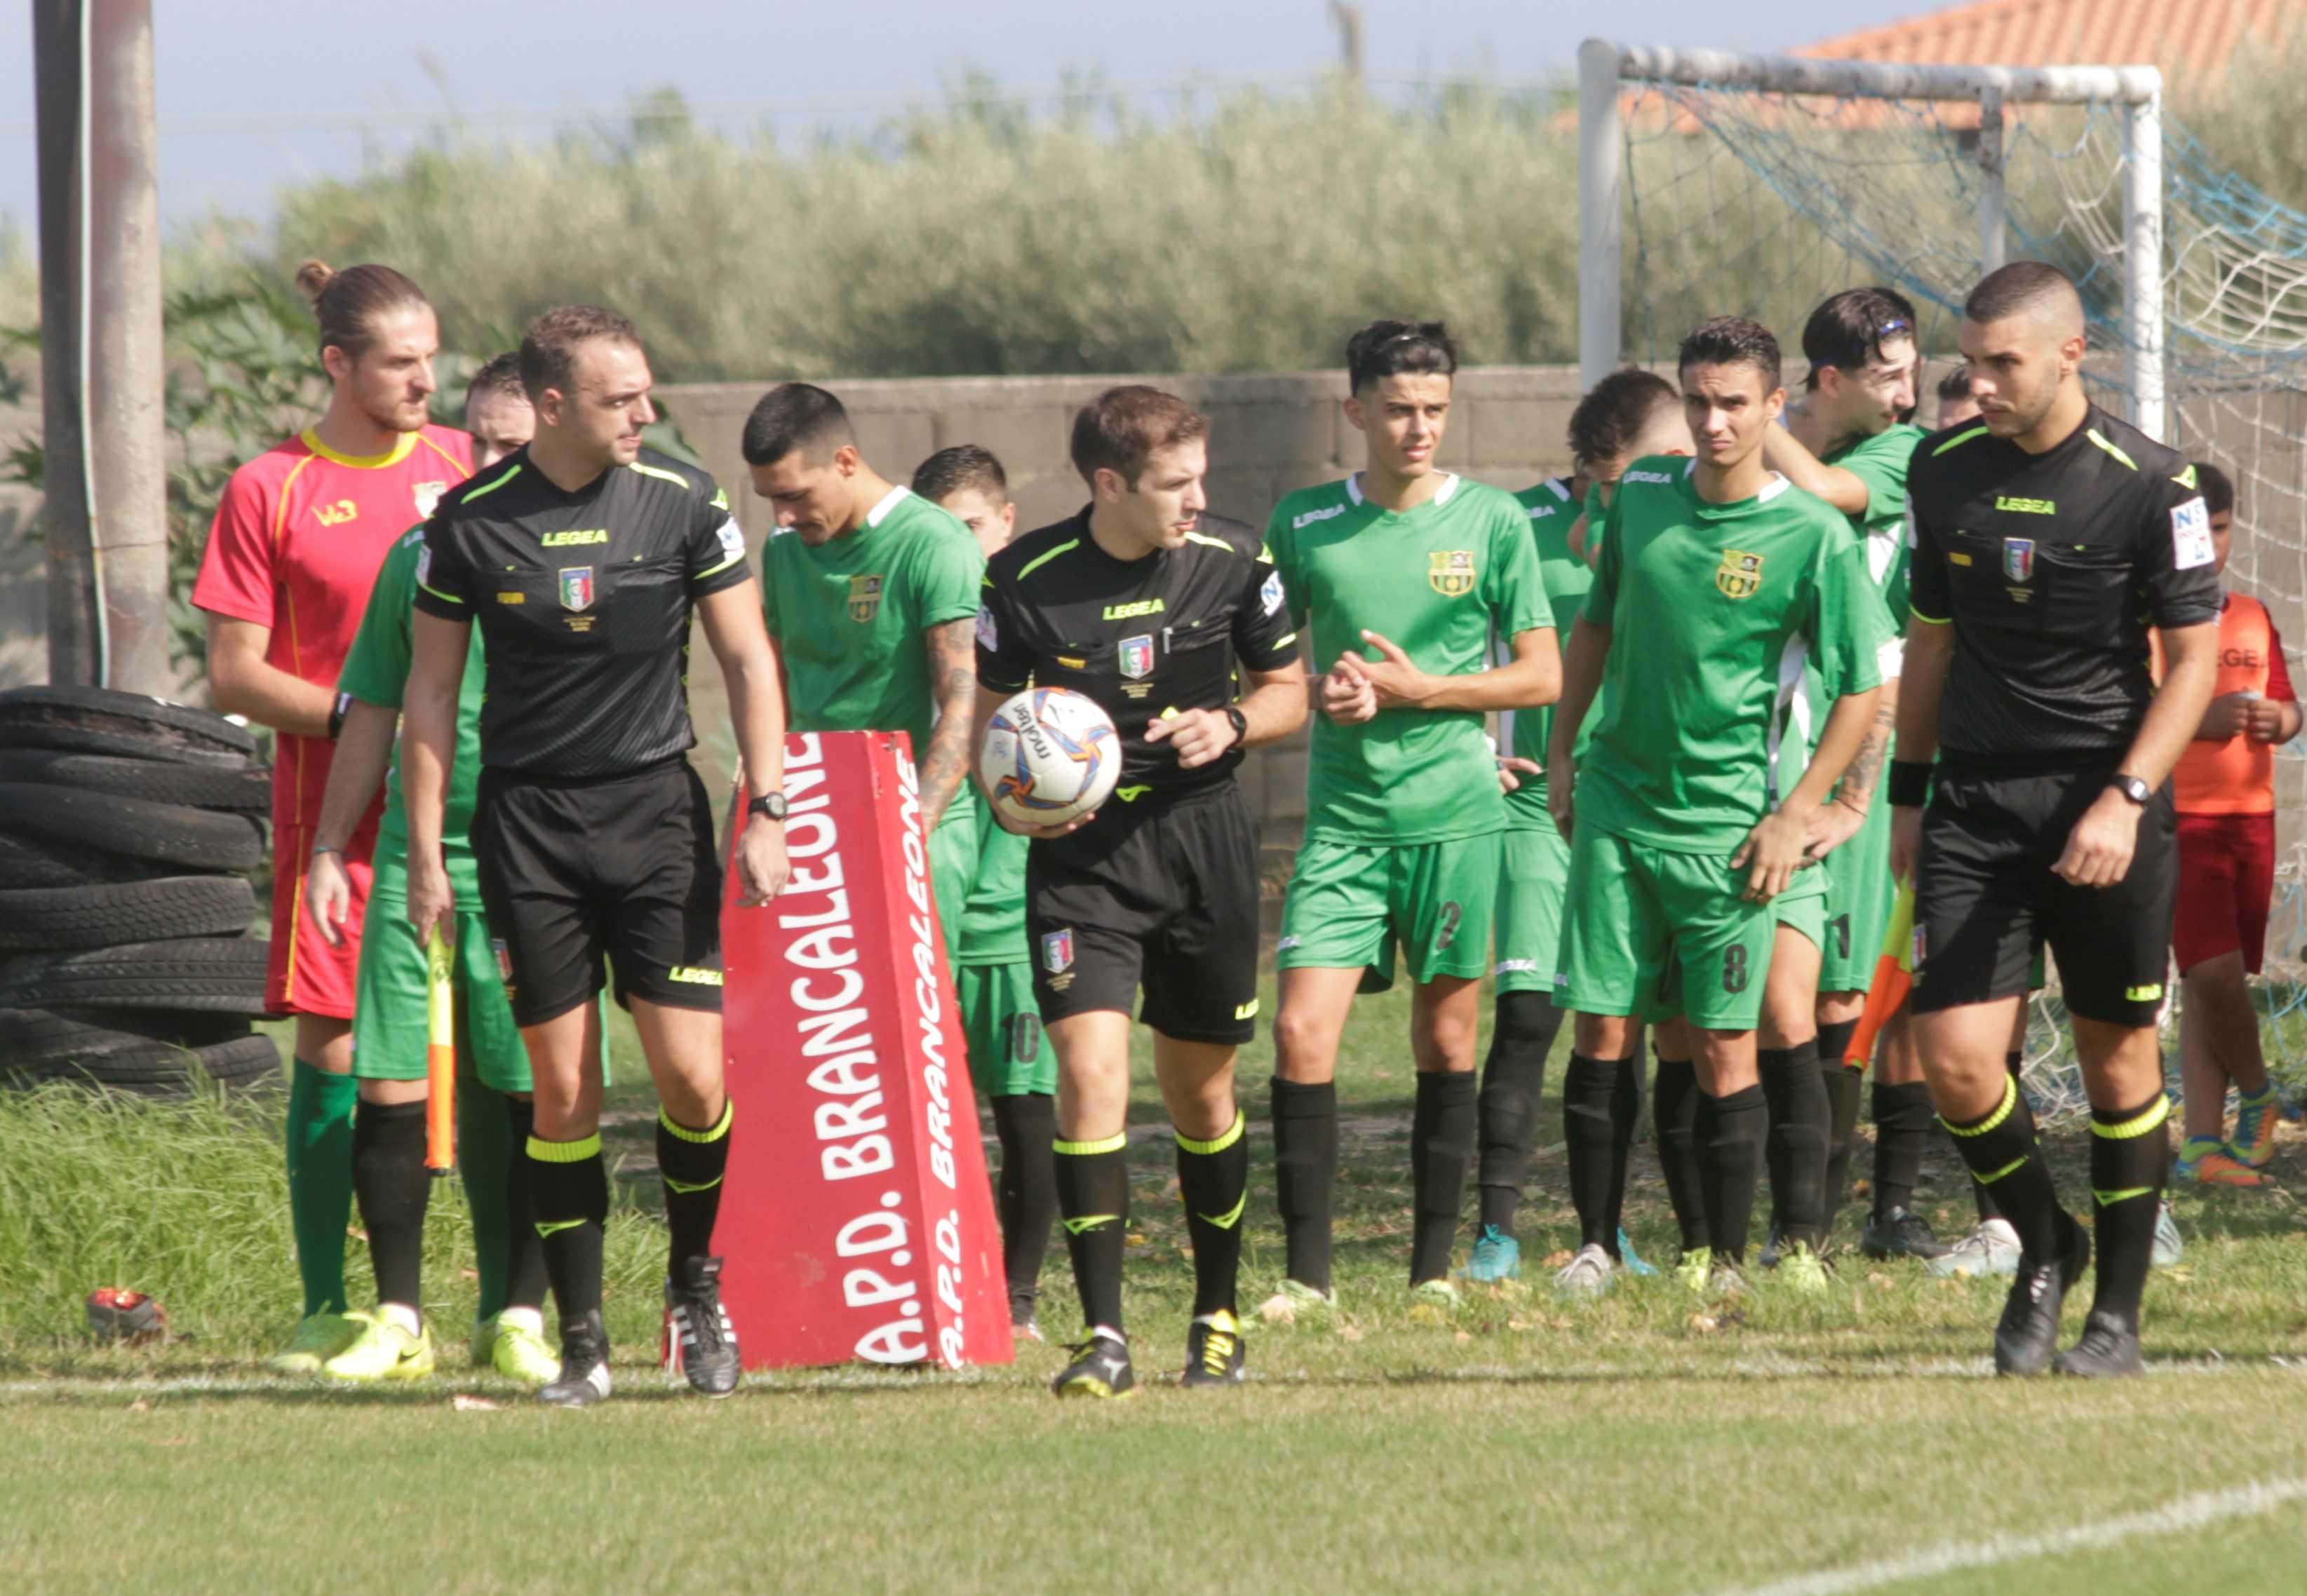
[328,691,351,741]
[1887,759,1932,809]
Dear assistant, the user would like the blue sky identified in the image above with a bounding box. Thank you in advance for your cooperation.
[0,0,1943,235]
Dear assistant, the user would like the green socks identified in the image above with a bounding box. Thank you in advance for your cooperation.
[285,1058,357,1318]
[456,1072,514,1322]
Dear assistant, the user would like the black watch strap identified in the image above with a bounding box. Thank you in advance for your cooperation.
[749,790,789,821]
[1223,705,1249,746]
[2109,773,2152,806]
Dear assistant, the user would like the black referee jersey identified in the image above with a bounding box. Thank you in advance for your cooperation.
[1906,403,2220,773]
[412,445,752,779]
[976,508,1300,799]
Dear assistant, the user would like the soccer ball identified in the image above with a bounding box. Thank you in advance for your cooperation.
[980,687,1121,828]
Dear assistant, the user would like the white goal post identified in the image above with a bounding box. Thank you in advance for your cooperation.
[1576,39,2167,440]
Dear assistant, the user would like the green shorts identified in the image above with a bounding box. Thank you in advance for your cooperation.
[351,893,530,1093]
[1817,798,1895,994]
[1559,827,1772,1030]
[930,813,977,968]
[1277,833,1500,990]
[1768,863,1829,951]
[956,961,1056,1097]
[1494,820,1570,996]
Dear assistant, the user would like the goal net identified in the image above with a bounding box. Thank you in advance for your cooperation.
[1578,41,2307,1116]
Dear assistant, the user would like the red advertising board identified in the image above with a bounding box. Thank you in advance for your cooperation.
[716,731,1013,1370]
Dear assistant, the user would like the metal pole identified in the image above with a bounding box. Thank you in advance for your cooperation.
[1977,87,2007,277]
[2124,90,2167,441]
[1579,39,1625,393]
[33,0,171,694]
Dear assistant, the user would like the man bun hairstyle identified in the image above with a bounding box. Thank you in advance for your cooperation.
[740,383,857,468]
[1346,319,1458,395]
[1679,315,1782,393]
[519,304,641,404]
[2195,460,2235,518]
[912,444,1009,506]
[1070,386,1207,489]
[1963,260,2084,327]
[1568,367,1681,471]
[295,259,430,365]
[464,351,527,412]
[1801,286,1918,391]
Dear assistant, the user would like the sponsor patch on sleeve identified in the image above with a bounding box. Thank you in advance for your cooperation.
[415,545,433,584]
[975,604,998,651]
[715,517,744,555]
[2172,496,2214,570]
[1260,569,1284,617]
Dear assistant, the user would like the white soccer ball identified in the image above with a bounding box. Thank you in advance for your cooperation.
[980,687,1122,828]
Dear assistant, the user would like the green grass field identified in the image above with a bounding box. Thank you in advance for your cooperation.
[4,980,2304,1596]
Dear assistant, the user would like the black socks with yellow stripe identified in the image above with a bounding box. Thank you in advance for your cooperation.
[1972,1050,2026,1225]
[1176,1111,1249,1318]
[657,1100,734,1271]
[2089,1094,2170,1333]
[527,1131,608,1320]
[1943,1074,2066,1259]
[1054,1130,1130,1335]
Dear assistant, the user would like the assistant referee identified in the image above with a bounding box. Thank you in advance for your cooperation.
[974,385,1306,1399]
[1892,262,2219,1379]
[402,304,792,1407]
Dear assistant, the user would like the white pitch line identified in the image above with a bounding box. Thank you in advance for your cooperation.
[1704,1475,2307,1596]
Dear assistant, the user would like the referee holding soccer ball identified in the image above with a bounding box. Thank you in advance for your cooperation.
[973,386,1305,1398]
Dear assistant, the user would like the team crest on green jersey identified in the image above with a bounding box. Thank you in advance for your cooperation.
[1427,550,1477,597]
[847,574,885,623]
[1714,548,1765,600]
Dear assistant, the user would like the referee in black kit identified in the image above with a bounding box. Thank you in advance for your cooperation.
[402,304,792,1407]
[1891,263,2219,1378]
[974,386,1306,1399]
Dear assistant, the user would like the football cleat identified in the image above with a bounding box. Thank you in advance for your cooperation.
[1456,1224,1522,1283]
[1181,1311,1246,1388]
[2174,1138,2265,1189]
[1862,1206,1953,1261]
[1773,1243,1830,1295]
[1993,1217,2090,1377]
[1673,1245,1714,1295]
[489,1314,560,1387]
[538,1311,612,1407]
[2052,1309,2145,1379]
[269,1311,367,1377]
[2231,1087,2281,1169]
[2151,1201,2184,1269]
[1617,1229,1660,1278]
[323,1316,435,1383]
[1409,1277,1462,1311]
[662,1255,741,1397]
[1925,1218,2022,1278]
[1554,1242,1614,1297]
[1052,1329,1136,1400]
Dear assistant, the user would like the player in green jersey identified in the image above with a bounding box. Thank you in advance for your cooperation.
[303,355,562,1384]
[745,384,984,956]
[1464,367,1695,1288]
[1549,316,1886,1296]
[1263,320,1561,1312]
[910,443,1060,1343]
[1747,288,1935,1273]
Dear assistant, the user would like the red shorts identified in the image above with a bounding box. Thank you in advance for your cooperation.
[2172,811,2275,975]
[267,813,379,1020]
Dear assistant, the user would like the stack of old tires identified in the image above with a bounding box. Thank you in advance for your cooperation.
[0,685,278,1095]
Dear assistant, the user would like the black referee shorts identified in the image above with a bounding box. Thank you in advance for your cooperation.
[473,757,724,1027]
[1912,765,2176,1028]
[1025,781,1260,1046]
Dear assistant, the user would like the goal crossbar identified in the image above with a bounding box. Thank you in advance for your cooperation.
[1578,39,2167,436]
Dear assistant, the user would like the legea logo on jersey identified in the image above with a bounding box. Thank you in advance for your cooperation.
[849,574,885,623]
[1428,550,1477,597]
[412,481,448,518]
[1293,503,1347,530]
[1715,548,1764,600]
[1119,634,1155,679]
[314,499,358,527]
[541,529,608,547]
[2002,538,2035,583]
[559,567,596,611]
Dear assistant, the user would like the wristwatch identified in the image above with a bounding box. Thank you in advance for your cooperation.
[2108,773,2152,806]
[1222,705,1249,748]
[748,791,789,822]
[328,691,351,740]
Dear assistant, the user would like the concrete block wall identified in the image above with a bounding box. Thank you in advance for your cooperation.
[661,366,1593,844]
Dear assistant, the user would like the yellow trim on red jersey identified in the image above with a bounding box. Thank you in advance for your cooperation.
[300,427,419,470]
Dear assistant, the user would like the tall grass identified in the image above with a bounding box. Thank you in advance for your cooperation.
[0,1081,669,1370]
